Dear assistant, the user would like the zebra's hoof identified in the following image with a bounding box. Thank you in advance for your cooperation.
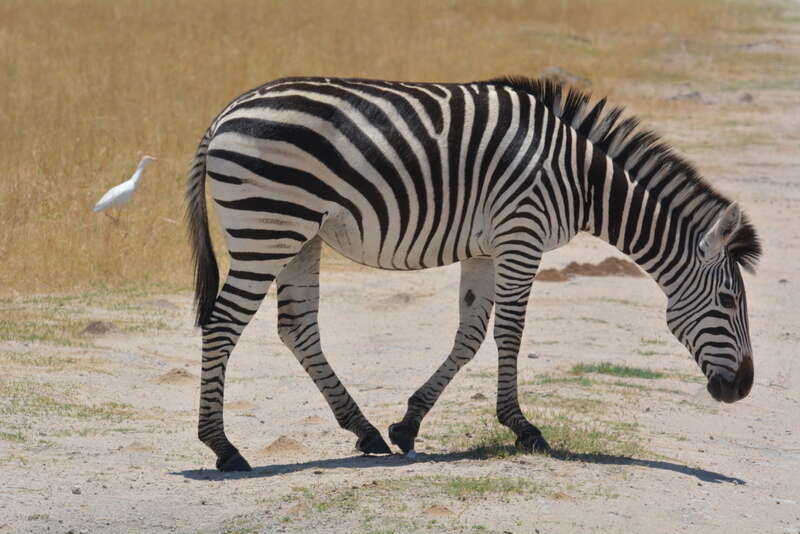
[216,451,252,472]
[388,423,416,454]
[515,433,551,454]
[356,431,391,455]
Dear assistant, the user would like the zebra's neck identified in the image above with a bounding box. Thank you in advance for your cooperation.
[581,147,716,296]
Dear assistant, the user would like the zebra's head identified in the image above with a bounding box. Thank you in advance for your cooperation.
[666,202,761,403]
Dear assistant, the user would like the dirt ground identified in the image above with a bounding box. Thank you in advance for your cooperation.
[3,12,800,534]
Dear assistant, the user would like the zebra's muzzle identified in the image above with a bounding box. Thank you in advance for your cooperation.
[706,355,754,403]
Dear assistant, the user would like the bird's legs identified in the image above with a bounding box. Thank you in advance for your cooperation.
[104,210,120,224]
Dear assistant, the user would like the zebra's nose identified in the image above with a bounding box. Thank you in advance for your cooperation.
[707,356,753,403]
[735,355,754,399]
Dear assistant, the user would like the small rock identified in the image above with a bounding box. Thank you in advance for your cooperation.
[779,279,788,284]
[471,392,487,401]
[71,486,81,495]
[740,92,754,103]
[527,352,539,359]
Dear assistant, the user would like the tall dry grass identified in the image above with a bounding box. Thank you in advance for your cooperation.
[0,0,770,294]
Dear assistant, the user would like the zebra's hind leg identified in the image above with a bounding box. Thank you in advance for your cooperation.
[276,237,391,455]
[492,250,551,454]
[389,257,495,455]
[199,260,280,471]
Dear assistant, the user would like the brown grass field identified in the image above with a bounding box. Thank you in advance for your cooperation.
[0,0,779,294]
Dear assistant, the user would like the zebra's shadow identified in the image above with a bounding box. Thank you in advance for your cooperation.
[172,448,746,485]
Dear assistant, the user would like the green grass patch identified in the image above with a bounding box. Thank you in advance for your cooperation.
[451,412,648,460]
[579,316,609,325]
[535,376,594,387]
[0,380,135,420]
[0,430,25,442]
[530,392,607,414]
[635,349,669,357]
[431,475,547,499]
[268,473,554,534]
[571,362,664,379]
[1,350,108,373]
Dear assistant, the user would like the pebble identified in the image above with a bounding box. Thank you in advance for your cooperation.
[71,486,81,495]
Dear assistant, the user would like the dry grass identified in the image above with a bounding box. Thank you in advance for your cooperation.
[0,0,776,294]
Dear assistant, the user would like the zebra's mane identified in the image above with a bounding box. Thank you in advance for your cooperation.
[486,75,761,273]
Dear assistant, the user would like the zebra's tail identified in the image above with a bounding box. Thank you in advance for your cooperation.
[186,129,218,327]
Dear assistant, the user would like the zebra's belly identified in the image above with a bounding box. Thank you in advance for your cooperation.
[318,207,488,271]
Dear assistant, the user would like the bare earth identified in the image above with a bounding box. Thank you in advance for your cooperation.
[2,17,800,534]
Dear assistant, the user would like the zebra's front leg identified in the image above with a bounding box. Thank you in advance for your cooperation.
[493,253,551,453]
[276,238,391,455]
[389,257,495,454]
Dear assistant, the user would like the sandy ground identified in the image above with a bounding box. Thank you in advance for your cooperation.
[3,13,800,534]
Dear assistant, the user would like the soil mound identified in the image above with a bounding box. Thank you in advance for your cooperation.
[80,321,115,336]
[226,400,257,411]
[301,415,325,424]
[153,368,195,384]
[424,504,455,518]
[538,257,643,282]
[256,436,310,458]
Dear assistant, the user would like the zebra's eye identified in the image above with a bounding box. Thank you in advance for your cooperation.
[719,293,736,309]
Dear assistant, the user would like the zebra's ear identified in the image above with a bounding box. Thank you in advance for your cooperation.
[699,202,742,261]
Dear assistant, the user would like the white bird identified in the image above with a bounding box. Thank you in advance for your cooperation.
[93,155,157,218]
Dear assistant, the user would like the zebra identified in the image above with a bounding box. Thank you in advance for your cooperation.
[186,76,761,471]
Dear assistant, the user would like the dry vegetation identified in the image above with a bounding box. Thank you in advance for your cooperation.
[0,0,777,294]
